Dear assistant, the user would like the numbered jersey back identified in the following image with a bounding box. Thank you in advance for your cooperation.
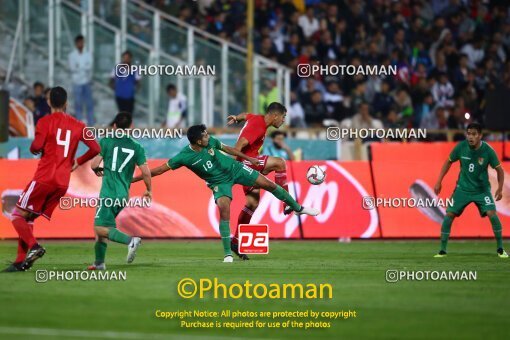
[32,112,86,187]
[99,136,146,199]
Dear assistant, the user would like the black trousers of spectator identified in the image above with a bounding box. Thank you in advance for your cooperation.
[115,97,135,114]
[111,97,135,126]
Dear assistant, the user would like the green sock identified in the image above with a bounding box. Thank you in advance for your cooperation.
[440,215,453,252]
[108,228,132,245]
[219,220,232,256]
[270,185,301,211]
[94,241,107,265]
[489,214,504,249]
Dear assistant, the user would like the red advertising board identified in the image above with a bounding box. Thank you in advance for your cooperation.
[0,159,377,239]
[3,141,506,239]
[370,142,510,237]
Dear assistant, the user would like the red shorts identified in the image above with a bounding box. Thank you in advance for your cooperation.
[16,181,68,220]
[241,155,268,194]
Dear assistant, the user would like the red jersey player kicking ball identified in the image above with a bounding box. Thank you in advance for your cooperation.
[227,102,294,260]
[3,86,100,272]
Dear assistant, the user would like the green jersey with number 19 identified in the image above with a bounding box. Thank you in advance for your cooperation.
[449,140,501,193]
[99,136,147,199]
[167,136,244,184]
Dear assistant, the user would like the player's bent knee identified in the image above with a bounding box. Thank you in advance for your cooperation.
[276,157,286,171]
[486,210,496,217]
[94,226,110,238]
[246,193,260,210]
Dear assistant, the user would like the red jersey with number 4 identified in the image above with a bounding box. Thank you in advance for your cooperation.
[30,112,99,187]
[236,114,267,160]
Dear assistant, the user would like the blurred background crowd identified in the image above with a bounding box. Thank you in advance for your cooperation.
[20,0,510,140]
[139,0,510,136]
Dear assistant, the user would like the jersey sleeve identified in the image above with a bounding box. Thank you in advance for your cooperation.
[167,152,183,170]
[29,117,49,154]
[448,143,461,162]
[135,144,147,165]
[76,123,101,165]
[240,115,261,145]
[488,146,501,169]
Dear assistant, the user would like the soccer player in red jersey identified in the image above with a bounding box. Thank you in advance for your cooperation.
[226,102,292,260]
[3,86,100,272]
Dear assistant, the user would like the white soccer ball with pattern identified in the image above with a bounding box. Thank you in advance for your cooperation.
[306,165,326,185]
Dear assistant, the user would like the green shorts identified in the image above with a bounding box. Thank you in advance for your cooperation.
[208,164,259,201]
[446,188,496,217]
[93,197,127,227]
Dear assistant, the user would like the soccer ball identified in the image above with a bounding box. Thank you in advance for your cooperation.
[306,165,326,185]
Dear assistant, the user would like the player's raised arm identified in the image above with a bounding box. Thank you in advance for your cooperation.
[227,112,248,125]
[220,143,258,166]
[132,162,171,183]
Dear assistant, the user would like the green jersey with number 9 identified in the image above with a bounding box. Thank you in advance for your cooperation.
[449,140,501,193]
[99,136,147,199]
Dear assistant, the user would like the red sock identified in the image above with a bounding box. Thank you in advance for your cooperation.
[15,238,29,263]
[12,214,37,249]
[233,206,254,243]
[275,170,289,192]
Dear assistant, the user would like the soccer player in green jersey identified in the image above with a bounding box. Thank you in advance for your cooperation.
[88,113,152,270]
[132,124,319,262]
[434,123,507,258]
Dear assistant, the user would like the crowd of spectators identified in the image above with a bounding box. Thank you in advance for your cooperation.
[147,0,510,136]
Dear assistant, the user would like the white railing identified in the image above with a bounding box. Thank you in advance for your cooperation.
[4,0,291,126]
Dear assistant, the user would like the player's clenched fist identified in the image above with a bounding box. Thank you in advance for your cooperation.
[143,190,152,201]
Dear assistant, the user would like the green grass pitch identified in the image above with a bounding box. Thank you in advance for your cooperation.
[0,240,508,339]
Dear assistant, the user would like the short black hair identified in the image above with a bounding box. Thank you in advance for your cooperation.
[466,122,482,134]
[166,83,176,92]
[122,50,132,58]
[49,86,67,108]
[75,34,84,43]
[266,102,287,115]
[187,124,207,144]
[271,130,286,139]
[113,112,132,129]
[33,81,44,89]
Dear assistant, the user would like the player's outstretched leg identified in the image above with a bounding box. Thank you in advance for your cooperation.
[435,213,455,257]
[254,174,319,216]
[217,197,234,263]
[487,211,508,258]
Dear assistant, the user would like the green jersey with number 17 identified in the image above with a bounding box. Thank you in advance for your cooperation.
[449,140,501,193]
[99,136,147,199]
[167,136,244,184]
